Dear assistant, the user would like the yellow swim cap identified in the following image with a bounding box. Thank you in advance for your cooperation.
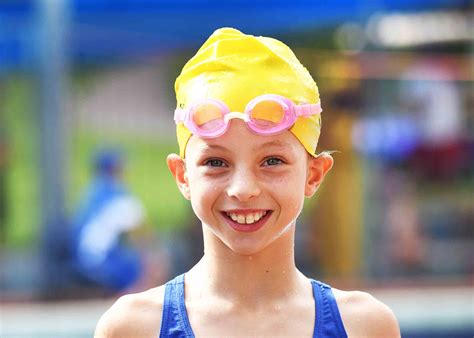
[175,27,321,157]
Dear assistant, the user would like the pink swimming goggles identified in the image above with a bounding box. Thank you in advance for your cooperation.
[174,94,322,138]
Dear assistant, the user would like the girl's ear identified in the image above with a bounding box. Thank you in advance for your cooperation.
[167,154,191,200]
[305,152,334,197]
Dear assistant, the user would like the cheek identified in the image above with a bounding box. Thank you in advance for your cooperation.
[267,171,306,207]
[188,177,220,218]
[283,168,308,210]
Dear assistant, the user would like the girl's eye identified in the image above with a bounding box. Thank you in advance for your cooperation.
[264,157,284,166]
[204,158,226,167]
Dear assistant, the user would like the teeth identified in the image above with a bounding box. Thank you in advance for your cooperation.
[226,211,268,224]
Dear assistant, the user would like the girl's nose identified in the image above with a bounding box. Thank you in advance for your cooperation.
[226,168,261,202]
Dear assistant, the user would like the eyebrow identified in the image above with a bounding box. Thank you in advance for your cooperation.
[200,144,230,152]
[200,140,292,152]
[257,140,292,150]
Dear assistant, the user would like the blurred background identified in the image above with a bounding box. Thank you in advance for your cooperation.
[0,0,473,337]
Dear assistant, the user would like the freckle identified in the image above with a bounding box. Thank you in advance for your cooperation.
[265,270,269,273]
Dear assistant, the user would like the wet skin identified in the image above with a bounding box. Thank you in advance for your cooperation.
[172,119,330,256]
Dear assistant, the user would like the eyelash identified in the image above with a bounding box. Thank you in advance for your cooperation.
[263,157,284,166]
[203,158,227,167]
[202,157,285,168]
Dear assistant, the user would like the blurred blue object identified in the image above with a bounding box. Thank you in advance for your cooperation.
[0,0,471,72]
[71,148,145,292]
[352,115,421,161]
[94,148,123,175]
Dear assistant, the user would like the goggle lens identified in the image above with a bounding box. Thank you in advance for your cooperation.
[192,102,225,131]
[249,100,286,128]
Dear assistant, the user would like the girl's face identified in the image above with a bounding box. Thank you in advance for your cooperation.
[168,119,332,256]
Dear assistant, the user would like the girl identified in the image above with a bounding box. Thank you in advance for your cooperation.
[95,28,400,338]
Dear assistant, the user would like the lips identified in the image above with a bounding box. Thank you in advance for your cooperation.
[226,210,268,224]
[221,209,272,232]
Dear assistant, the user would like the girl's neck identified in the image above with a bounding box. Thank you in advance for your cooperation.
[186,224,308,305]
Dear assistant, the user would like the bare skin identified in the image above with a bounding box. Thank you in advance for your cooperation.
[95,121,400,337]
[95,246,399,337]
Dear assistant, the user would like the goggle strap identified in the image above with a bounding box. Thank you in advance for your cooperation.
[174,108,186,124]
[295,103,322,117]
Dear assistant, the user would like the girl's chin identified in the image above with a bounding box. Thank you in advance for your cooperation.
[202,228,267,255]
[220,234,275,256]
[201,214,296,255]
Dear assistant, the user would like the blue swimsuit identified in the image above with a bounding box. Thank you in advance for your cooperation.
[159,274,348,337]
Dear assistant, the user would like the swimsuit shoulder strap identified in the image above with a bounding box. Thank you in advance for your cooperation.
[311,279,348,338]
[159,274,195,338]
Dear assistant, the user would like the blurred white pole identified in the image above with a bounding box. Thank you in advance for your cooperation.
[36,0,70,298]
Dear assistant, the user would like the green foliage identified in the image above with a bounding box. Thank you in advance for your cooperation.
[3,76,40,247]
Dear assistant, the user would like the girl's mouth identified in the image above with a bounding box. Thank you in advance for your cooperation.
[221,210,272,232]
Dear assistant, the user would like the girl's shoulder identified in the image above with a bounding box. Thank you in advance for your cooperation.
[332,288,401,337]
[94,284,166,338]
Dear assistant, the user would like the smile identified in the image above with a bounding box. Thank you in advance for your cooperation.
[226,210,268,224]
[221,209,272,233]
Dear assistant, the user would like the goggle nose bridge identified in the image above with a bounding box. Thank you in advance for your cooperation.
[224,112,251,123]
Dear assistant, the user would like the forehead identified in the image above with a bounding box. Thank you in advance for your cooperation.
[185,119,306,158]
